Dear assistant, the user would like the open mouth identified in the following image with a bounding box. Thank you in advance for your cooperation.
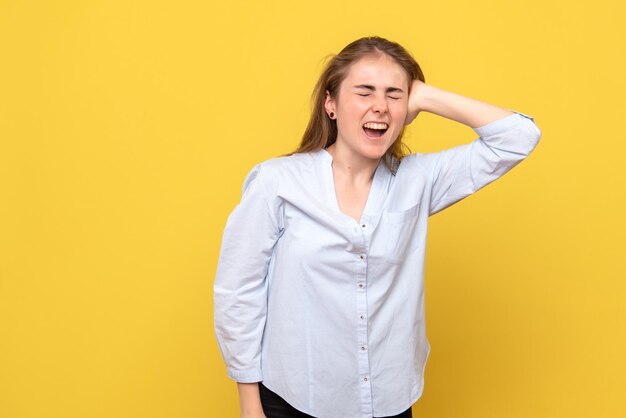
[362,122,389,138]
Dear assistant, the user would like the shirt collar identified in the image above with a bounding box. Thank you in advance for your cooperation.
[314,148,390,225]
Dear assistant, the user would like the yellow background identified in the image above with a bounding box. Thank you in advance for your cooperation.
[1,0,624,417]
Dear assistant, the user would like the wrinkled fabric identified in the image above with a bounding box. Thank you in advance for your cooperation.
[214,111,541,418]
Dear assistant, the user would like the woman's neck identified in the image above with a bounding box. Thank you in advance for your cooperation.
[325,143,379,185]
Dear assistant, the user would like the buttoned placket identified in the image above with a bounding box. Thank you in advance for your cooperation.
[353,220,372,417]
[318,148,390,417]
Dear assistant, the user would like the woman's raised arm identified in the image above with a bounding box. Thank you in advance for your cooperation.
[401,80,542,215]
[405,80,514,127]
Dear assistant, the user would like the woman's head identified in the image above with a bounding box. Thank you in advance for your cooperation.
[288,36,425,174]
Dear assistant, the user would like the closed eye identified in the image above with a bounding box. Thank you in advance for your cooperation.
[357,93,402,100]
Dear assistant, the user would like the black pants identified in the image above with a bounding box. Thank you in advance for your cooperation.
[259,382,413,418]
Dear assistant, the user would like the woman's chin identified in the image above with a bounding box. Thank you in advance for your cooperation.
[360,132,396,156]
[359,145,388,160]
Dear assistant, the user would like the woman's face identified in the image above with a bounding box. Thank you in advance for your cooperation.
[325,53,410,161]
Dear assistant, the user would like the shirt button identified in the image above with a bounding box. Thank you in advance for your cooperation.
[360,254,365,260]
[360,314,365,319]
[363,376,368,382]
[360,345,366,351]
[358,283,364,288]
[361,224,366,228]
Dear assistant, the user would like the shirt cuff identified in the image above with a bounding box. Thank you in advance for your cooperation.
[472,111,536,138]
[227,366,263,383]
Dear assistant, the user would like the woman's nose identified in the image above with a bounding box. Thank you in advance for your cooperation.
[372,95,388,113]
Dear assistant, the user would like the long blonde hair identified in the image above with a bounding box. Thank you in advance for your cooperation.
[281,36,426,175]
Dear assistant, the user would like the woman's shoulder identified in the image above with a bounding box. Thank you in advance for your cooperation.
[253,150,319,176]
[243,150,319,191]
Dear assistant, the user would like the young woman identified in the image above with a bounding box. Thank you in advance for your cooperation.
[214,36,541,418]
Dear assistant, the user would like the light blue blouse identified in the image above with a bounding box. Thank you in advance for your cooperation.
[214,111,541,418]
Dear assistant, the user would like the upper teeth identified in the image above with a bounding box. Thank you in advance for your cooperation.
[363,122,388,130]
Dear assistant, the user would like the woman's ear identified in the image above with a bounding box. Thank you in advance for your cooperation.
[324,90,336,116]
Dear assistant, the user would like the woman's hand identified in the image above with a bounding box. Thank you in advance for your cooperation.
[404,81,515,128]
[404,79,427,126]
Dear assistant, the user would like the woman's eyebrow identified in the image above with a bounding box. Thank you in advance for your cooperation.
[353,84,405,93]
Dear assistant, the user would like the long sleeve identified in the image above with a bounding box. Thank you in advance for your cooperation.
[213,162,283,383]
[428,111,542,215]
